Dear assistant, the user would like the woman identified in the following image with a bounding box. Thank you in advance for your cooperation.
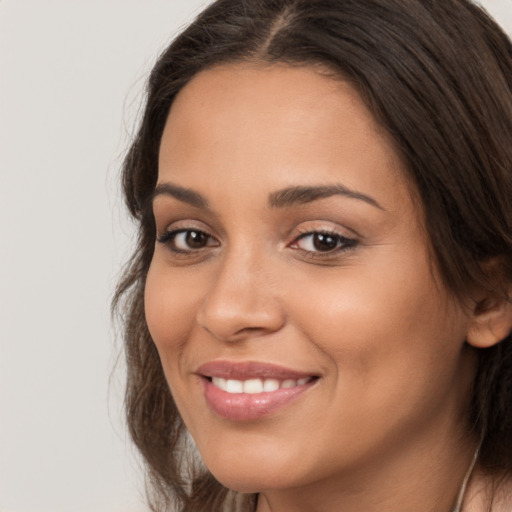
[114,0,512,510]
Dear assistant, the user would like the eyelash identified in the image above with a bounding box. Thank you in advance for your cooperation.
[156,228,357,257]
[157,229,219,254]
[290,230,357,256]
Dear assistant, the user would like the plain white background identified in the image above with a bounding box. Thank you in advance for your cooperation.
[0,1,511,511]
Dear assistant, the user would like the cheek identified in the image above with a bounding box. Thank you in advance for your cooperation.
[144,262,201,364]
[282,265,471,466]
[288,255,468,390]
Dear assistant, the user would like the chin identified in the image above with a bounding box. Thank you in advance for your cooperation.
[199,447,305,494]
[209,468,285,494]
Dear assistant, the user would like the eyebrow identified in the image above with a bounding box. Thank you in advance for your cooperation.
[152,183,209,209]
[268,184,384,210]
[152,182,384,211]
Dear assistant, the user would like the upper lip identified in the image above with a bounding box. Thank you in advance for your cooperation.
[196,360,318,380]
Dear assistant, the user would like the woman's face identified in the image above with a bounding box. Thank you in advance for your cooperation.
[146,64,475,495]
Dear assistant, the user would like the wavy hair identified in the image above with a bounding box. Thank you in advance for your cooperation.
[113,1,512,510]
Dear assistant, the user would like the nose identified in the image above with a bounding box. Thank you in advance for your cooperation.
[196,249,285,343]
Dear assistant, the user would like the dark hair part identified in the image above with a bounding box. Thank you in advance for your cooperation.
[113,1,512,510]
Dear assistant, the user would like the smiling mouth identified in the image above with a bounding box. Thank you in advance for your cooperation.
[196,361,319,421]
[208,376,315,394]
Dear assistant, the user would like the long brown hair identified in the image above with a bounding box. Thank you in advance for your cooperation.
[113,1,512,510]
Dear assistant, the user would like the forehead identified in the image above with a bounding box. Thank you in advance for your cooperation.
[158,63,412,215]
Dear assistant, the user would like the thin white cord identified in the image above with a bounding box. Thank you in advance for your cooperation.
[452,441,482,512]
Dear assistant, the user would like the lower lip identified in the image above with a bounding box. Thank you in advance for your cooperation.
[201,378,316,421]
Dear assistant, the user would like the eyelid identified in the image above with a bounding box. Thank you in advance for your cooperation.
[155,219,357,258]
[156,217,216,239]
[156,216,220,255]
[156,228,220,259]
[291,230,354,247]
[287,223,358,256]
[157,228,217,243]
[289,221,357,241]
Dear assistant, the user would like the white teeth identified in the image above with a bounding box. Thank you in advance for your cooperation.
[243,379,264,394]
[226,379,244,393]
[211,377,311,393]
[263,378,280,392]
[212,377,227,391]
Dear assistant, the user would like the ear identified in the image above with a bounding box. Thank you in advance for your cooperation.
[466,289,512,349]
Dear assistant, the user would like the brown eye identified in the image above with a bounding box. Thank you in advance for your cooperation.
[292,231,356,254]
[184,230,209,249]
[311,233,339,252]
[158,229,218,252]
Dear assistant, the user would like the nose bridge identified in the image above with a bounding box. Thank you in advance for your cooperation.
[197,240,284,342]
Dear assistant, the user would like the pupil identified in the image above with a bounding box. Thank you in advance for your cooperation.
[313,233,338,251]
[186,231,207,249]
